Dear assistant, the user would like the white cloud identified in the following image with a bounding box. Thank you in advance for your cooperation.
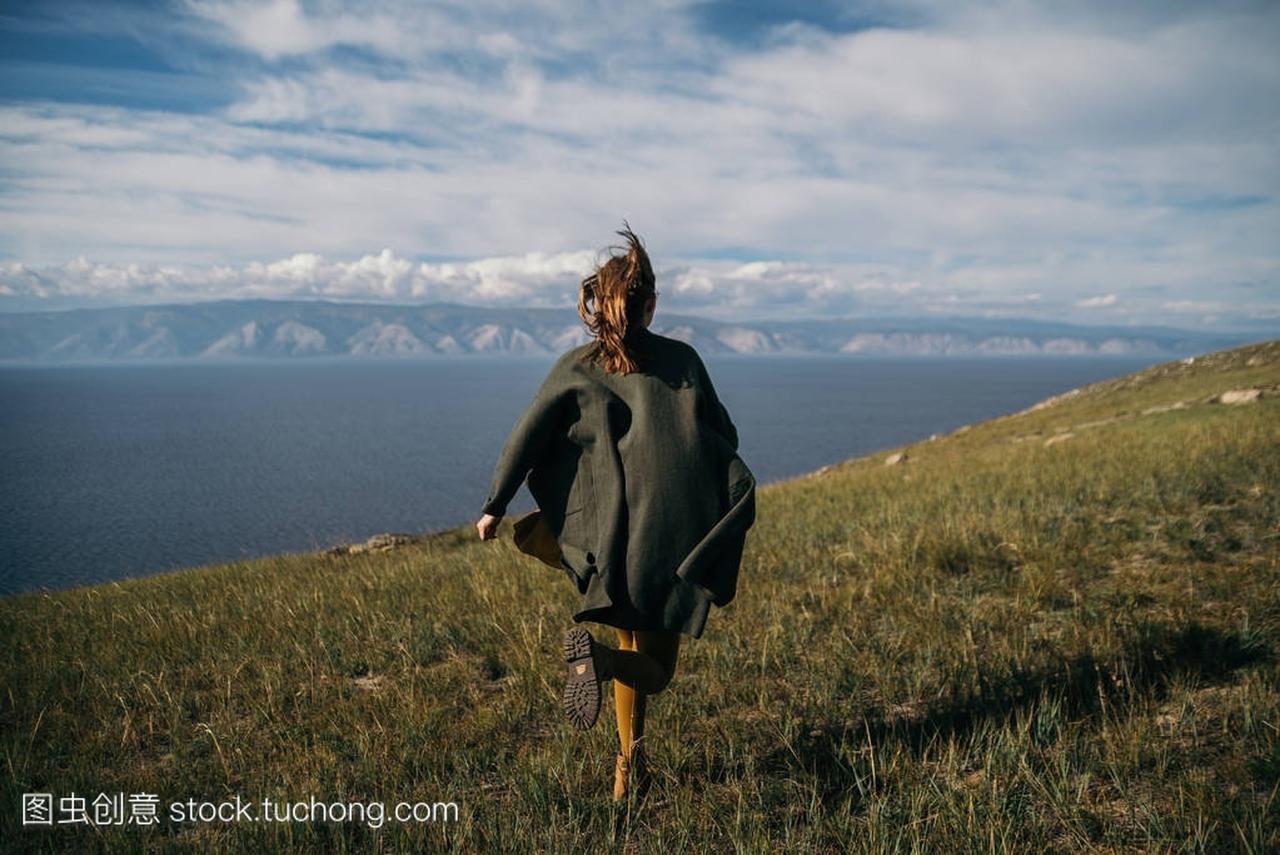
[182,0,412,61]
[0,249,601,307]
[0,1,1276,331]
[716,14,1280,147]
[3,231,1275,328]
[9,251,1274,331]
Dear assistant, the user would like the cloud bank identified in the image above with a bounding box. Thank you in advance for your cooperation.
[0,0,1276,329]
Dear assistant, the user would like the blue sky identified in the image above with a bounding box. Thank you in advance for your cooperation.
[0,0,1276,330]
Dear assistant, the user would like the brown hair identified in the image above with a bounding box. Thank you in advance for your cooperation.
[576,221,656,375]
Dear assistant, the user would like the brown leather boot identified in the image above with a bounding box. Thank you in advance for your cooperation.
[613,741,652,801]
[561,627,603,730]
[631,739,651,797]
[612,752,630,801]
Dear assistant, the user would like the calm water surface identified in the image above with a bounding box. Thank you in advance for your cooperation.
[0,354,1161,595]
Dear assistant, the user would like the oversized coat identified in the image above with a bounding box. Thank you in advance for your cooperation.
[480,326,756,638]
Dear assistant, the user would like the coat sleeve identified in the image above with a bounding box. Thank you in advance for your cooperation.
[694,352,739,452]
[674,455,755,606]
[480,358,571,517]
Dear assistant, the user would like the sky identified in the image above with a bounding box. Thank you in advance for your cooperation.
[0,0,1276,331]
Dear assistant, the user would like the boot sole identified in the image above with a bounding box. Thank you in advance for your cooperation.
[562,626,601,730]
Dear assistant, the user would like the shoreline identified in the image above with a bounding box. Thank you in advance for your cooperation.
[2,343,1271,601]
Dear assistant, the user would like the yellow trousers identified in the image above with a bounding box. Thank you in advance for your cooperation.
[608,627,680,759]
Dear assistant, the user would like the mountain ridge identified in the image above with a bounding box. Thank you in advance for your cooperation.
[0,298,1256,362]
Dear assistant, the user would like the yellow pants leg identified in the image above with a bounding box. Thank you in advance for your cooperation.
[613,628,639,758]
[611,628,680,759]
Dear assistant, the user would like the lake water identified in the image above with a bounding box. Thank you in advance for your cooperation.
[0,354,1162,596]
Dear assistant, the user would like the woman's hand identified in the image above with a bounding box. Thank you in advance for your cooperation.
[476,513,502,541]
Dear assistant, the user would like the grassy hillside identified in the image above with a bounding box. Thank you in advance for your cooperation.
[3,340,1278,853]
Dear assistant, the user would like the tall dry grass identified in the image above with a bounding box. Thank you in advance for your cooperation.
[2,341,1277,852]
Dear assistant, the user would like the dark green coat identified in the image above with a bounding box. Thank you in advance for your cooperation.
[481,326,756,638]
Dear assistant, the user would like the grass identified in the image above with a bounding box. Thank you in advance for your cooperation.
[2,340,1278,853]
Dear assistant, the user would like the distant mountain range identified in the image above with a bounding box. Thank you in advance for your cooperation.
[0,299,1257,362]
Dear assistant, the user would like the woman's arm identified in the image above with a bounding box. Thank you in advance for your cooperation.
[694,353,739,451]
[478,359,571,521]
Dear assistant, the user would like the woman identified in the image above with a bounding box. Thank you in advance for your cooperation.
[475,223,756,801]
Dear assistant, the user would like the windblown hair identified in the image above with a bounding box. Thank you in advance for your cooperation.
[576,222,656,375]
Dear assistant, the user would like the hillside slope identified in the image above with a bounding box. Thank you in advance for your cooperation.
[2,340,1277,852]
